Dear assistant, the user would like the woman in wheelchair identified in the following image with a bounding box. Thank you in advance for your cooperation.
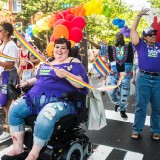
[2,38,88,160]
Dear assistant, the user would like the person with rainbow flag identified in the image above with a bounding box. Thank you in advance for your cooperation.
[85,33,134,119]
[1,37,88,160]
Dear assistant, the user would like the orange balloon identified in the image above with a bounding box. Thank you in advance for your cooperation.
[46,42,54,57]
[70,40,76,47]
[53,24,69,39]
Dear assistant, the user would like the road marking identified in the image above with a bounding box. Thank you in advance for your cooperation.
[105,110,150,126]
[88,145,113,160]
[88,145,144,160]
[124,151,144,160]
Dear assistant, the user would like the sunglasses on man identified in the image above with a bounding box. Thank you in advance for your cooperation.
[147,32,157,37]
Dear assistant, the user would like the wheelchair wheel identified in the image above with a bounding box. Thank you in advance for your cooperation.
[63,143,83,160]
[86,142,93,156]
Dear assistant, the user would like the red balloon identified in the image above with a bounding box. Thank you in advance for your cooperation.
[54,19,65,27]
[50,34,55,42]
[65,14,74,22]
[61,20,71,30]
[69,27,83,42]
[70,16,86,29]
[55,12,63,20]
[61,10,68,17]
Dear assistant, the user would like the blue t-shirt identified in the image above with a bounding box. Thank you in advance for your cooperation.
[135,39,160,72]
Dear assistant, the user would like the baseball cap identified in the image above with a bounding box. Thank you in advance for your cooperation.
[142,27,158,37]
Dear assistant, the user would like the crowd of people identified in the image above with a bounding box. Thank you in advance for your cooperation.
[0,7,160,160]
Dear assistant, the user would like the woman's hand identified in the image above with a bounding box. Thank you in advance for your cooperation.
[138,8,150,17]
[16,82,28,89]
[54,68,68,78]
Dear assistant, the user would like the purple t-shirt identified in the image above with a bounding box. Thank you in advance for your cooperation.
[135,39,160,72]
[28,62,88,99]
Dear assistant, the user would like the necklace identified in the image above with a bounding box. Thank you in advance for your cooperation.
[116,46,125,60]
[113,45,128,65]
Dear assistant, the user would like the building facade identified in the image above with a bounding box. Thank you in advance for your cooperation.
[0,0,22,24]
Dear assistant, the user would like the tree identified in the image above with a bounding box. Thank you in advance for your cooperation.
[148,0,160,8]
[16,0,149,48]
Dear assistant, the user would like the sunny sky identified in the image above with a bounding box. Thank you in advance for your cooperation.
[122,0,150,10]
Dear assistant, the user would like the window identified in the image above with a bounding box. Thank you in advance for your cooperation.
[12,0,22,13]
[3,1,9,10]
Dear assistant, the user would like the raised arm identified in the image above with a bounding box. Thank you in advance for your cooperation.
[84,37,101,49]
[131,8,150,45]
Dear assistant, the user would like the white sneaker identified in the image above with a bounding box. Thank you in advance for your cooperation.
[0,131,11,141]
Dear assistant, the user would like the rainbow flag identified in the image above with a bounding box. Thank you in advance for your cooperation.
[13,28,47,64]
[93,56,111,77]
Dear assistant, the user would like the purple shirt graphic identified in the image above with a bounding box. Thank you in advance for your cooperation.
[135,39,160,72]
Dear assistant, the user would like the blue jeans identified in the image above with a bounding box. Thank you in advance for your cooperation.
[107,74,131,111]
[8,95,76,147]
[132,71,160,134]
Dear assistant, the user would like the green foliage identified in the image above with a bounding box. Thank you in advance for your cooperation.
[16,0,149,47]
[148,0,160,8]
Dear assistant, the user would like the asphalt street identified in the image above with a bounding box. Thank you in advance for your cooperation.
[0,73,160,160]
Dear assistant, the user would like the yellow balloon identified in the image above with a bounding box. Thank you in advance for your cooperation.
[46,42,54,57]
[70,40,76,48]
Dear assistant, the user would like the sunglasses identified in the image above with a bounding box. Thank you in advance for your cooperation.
[148,33,157,37]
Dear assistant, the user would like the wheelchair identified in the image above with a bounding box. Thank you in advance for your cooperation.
[23,91,92,160]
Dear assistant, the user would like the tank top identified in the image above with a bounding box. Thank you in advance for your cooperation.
[20,50,33,70]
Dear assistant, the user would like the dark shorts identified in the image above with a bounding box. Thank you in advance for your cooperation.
[7,68,20,100]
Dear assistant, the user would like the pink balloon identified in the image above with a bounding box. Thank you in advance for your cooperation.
[70,16,86,29]
[61,20,71,30]
[55,12,63,20]
[61,10,68,17]
[54,19,66,27]
[50,34,55,42]
[65,14,74,22]
[69,27,83,42]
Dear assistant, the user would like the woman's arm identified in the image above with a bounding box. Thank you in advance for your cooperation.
[84,37,101,49]
[0,61,15,69]
[131,8,150,45]
[18,77,37,88]
[54,68,84,89]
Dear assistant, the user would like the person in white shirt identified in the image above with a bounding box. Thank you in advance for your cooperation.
[0,22,20,141]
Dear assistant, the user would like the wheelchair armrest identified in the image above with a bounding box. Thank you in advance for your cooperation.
[61,91,84,100]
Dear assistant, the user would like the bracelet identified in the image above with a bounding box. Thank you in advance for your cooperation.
[26,81,29,86]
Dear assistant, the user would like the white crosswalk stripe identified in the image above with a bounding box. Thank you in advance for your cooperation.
[88,145,144,160]
[105,110,150,126]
